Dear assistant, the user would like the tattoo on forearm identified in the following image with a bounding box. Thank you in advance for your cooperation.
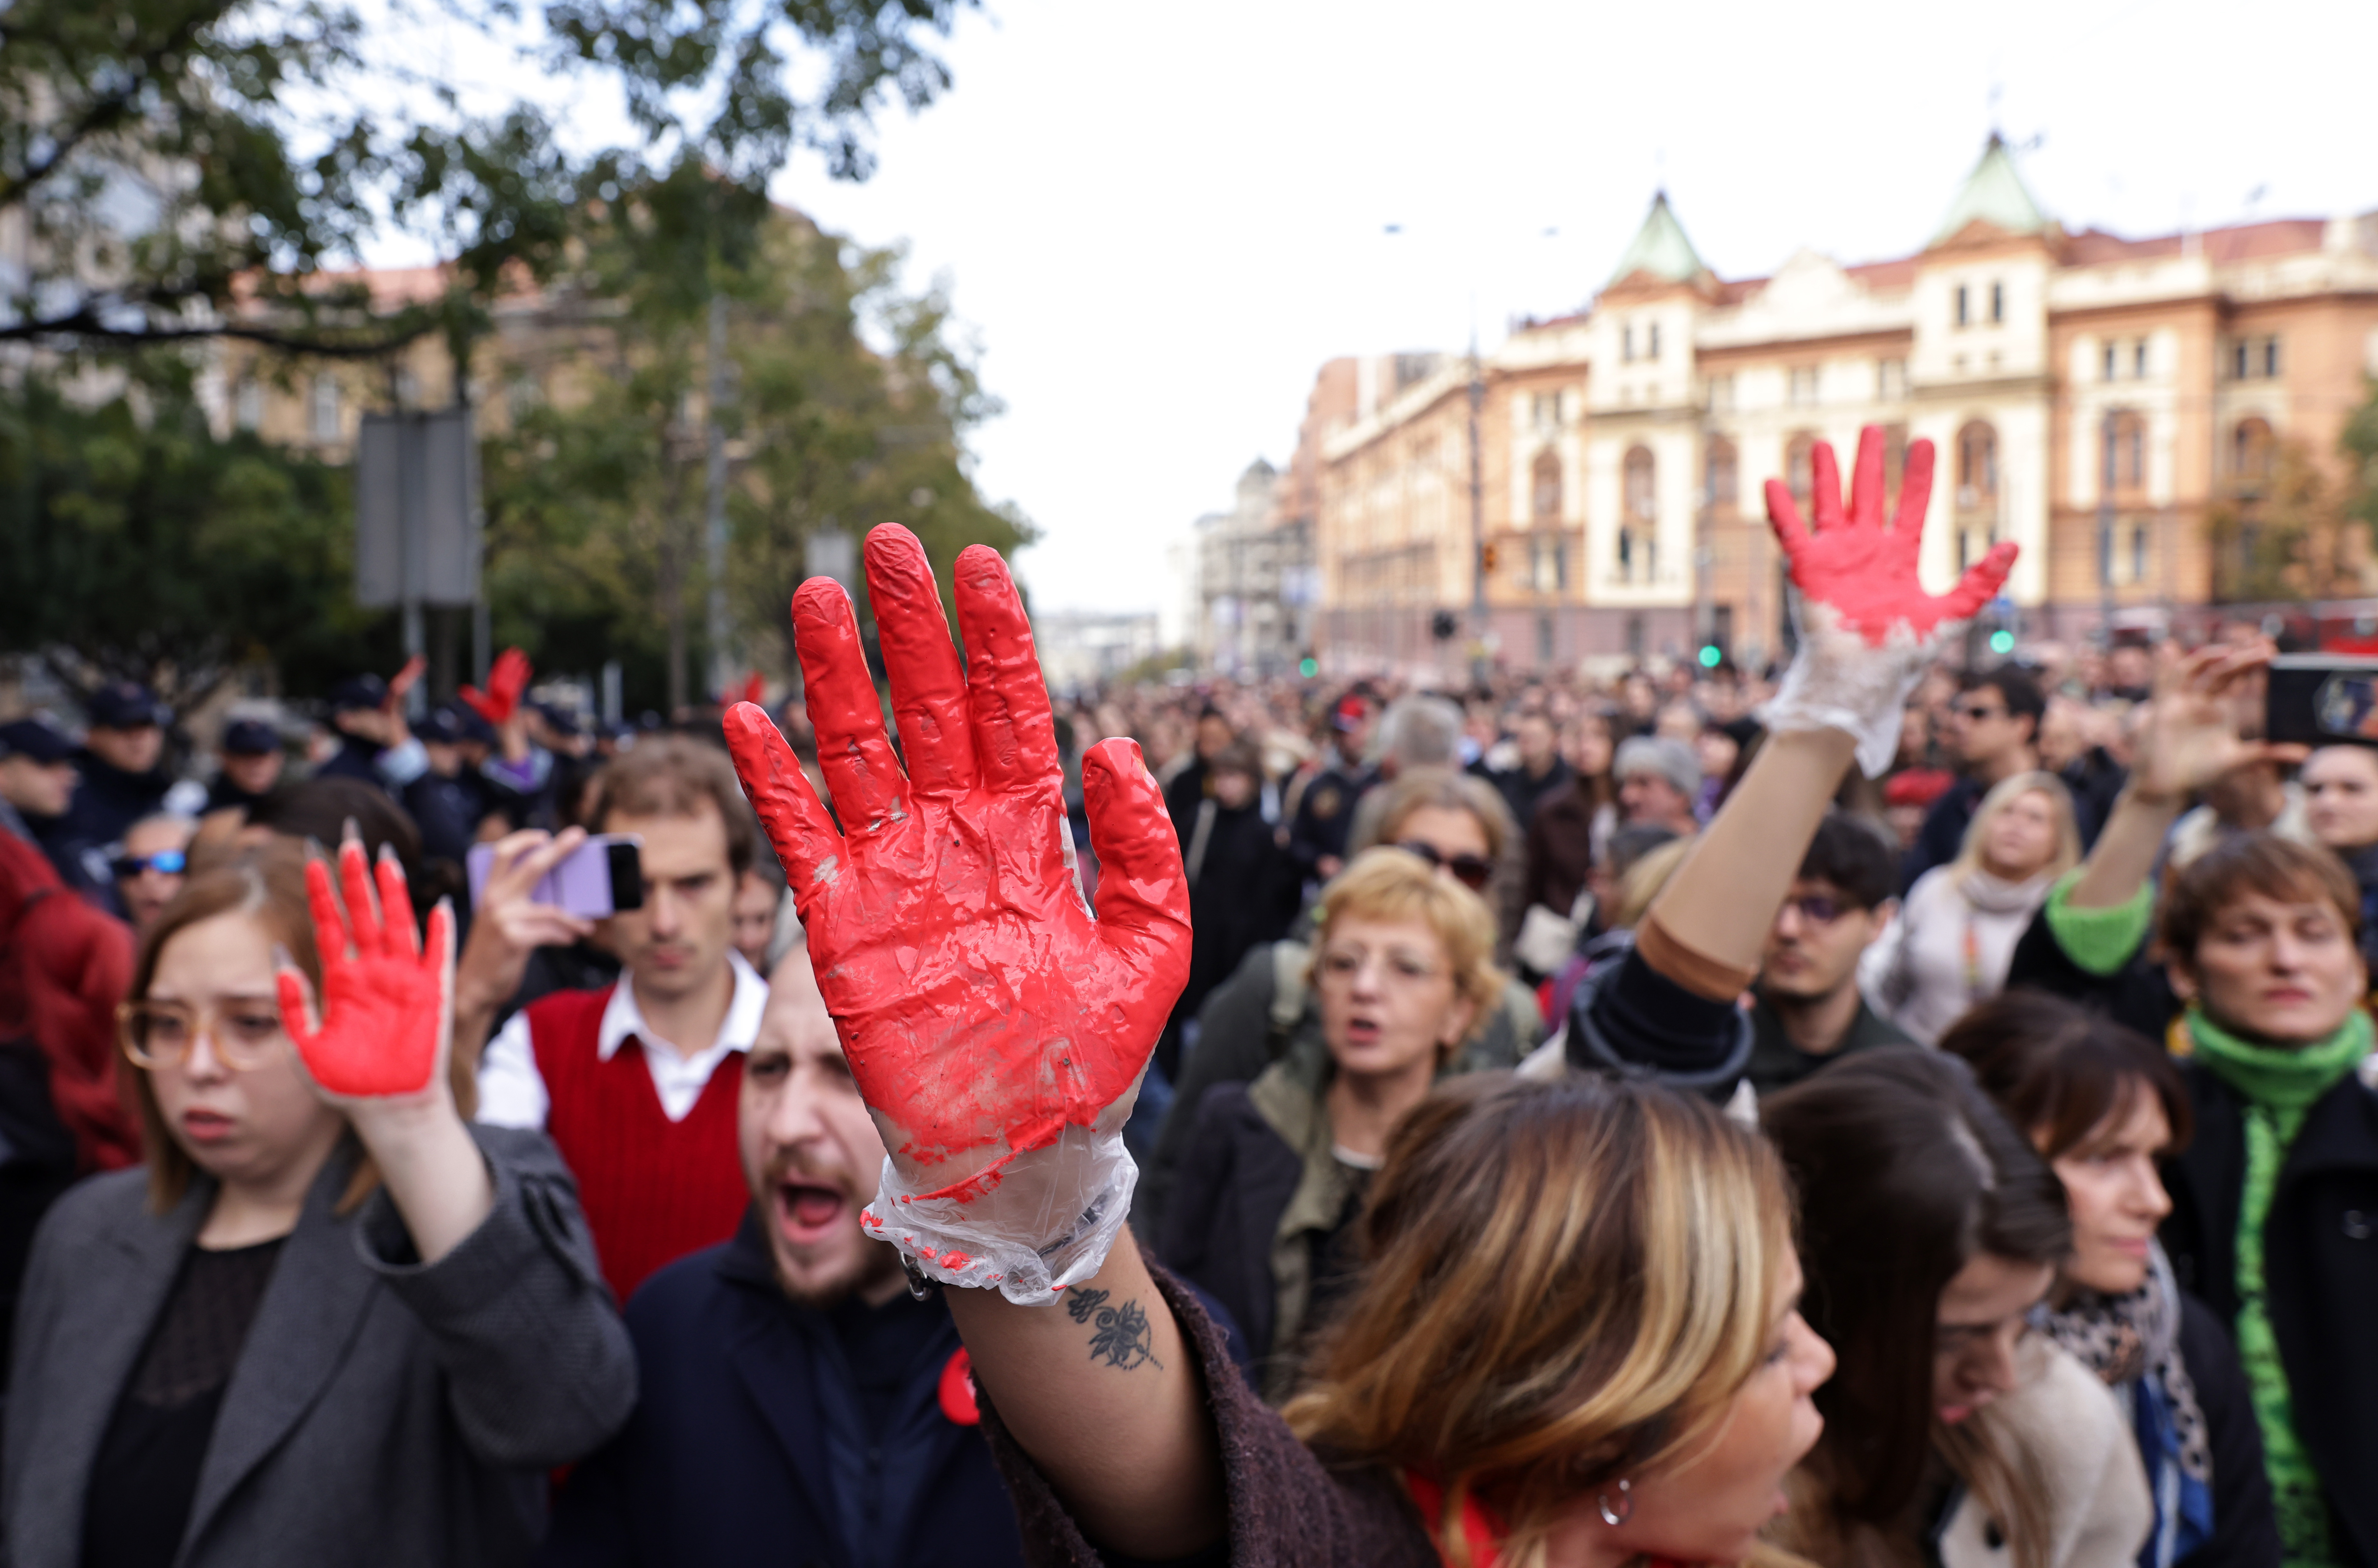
[1065,1287,1163,1371]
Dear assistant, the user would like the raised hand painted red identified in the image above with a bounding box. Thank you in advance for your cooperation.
[459,646,533,725]
[723,524,1190,1202]
[276,840,453,1099]
[1763,426,2016,644]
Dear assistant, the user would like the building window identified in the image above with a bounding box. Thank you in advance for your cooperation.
[2232,417,2275,493]
[2104,410,2148,497]
[1955,284,1970,327]
[1532,450,1563,522]
[2133,340,2149,379]
[1705,437,1739,512]
[1624,445,1656,526]
[2103,342,2118,382]
[2129,523,2150,586]
[1785,433,1816,505]
[310,374,341,442]
[1646,321,1661,361]
[234,377,263,431]
[2231,340,2251,380]
[1883,424,1909,511]
[1955,421,1998,510]
[1789,365,1820,407]
[1878,359,1908,400]
[1709,373,1736,411]
[1621,324,1635,364]
[1531,536,1566,593]
[1989,281,2004,323]
[2263,337,2282,378]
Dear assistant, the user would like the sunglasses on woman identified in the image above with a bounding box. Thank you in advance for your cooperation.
[1392,841,1495,893]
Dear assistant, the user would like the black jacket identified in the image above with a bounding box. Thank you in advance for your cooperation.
[2169,1289,2285,1568]
[2162,1063,2378,1568]
[2006,905,2378,1568]
[58,750,169,851]
[1901,774,1985,895]
[541,1210,1027,1568]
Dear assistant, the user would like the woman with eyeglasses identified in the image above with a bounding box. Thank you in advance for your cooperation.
[2,842,634,1568]
[1138,765,1542,1236]
[1157,847,1508,1397]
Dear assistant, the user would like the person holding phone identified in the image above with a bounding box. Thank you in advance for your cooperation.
[458,737,769,1304]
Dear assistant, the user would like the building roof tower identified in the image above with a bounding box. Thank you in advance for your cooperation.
[1929,132,2051,247]
[1607,191,1712,288]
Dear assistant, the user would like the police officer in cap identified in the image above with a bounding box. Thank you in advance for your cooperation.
[0,718,81,868]
[60,681,184,851]
[315,672,428,794]
[206,718,288,818]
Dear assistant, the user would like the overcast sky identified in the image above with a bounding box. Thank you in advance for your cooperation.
[395,0,2378,614]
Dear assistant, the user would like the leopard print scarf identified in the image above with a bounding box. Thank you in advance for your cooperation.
[2035,1240,2211,1483]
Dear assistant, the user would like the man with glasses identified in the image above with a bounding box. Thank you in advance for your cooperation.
[1902,665,2045,893]
[110,815,195,937]
[1744,811,1912,1096]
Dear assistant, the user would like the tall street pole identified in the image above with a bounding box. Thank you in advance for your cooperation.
[704,291,733,703]
[2096,407,2115,646]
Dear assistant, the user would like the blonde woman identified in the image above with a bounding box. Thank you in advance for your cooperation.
[1863,771,2080,1044]
[1157,847,1504,1397]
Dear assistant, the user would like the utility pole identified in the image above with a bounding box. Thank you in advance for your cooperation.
[1467,339,1489,689]
[704,291,733,703]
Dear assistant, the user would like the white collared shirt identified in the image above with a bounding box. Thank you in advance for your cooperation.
[476,950,768,1128]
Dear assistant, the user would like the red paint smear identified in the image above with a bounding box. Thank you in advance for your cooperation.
[1763,428,2017,645]
[279,846,449,1098]
[722,526,1192,1206]
[937,1348,981,1425]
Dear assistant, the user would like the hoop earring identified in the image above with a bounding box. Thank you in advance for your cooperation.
[1598,1477,1632,1527]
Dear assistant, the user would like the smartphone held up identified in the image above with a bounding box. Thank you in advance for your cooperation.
[466,834,645,918]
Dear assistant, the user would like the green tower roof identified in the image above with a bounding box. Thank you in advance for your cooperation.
[1608,191,1709,286]
[1929,133,2049,246]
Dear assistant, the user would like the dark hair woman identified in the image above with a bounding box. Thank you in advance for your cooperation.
[2006,643,2378,1565]
[1943,991,2283,1568]
[720,524,1836,1567]
[1762,1048,2149,1568]
[1,842,633,1567]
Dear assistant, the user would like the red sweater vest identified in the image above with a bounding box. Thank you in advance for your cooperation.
[524,985,748,1304]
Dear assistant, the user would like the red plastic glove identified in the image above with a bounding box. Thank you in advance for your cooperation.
[459,647,532,726]
[723,525,1190,1295]
[1758,426,2019,776]
[1763,425,2016,645]
[275,839,455,1101]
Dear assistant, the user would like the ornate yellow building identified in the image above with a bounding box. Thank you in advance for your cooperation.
[1313,138,2378,675]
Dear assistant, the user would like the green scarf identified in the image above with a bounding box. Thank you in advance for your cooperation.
[2186,1006,2372,1568]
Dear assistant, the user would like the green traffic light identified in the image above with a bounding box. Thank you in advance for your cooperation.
[1989,629,2015,654]
[1299,658,1318,678]
[1698,645,1722,669]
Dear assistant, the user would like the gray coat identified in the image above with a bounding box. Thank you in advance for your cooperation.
[3,1125,636,1568]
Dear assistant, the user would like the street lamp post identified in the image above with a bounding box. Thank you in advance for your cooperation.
[2096,406,2116,646]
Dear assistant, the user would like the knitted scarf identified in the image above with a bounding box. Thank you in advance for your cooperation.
[2035,1243,2210,1568]
[2186,1006,2371,1568]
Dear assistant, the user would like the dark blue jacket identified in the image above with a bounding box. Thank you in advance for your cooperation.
[540,1209,1027,1568]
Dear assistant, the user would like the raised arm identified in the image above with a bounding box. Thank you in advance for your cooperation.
[2066,641,2294,909]
[1645,426,2012,979]
[723,527,1220,1557]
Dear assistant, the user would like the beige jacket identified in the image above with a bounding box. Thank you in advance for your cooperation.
[1940,1338,2152,1568]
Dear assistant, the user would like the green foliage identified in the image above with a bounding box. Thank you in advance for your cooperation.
[477,210,1031,714]
[2343,375,2378,543]
[0,370,396,699]
[0,0,977,358]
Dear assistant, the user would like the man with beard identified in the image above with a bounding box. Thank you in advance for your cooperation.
[467,737,766,1302]
[538,944,1029,1568]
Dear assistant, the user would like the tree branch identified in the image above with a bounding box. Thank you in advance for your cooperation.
[0,303,438,359]
[0,8,215,212]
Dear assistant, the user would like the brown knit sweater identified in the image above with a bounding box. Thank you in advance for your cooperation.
[976,1260,1441,1567]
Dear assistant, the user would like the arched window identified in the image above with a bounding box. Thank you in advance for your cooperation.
[1623,445,1656,524]
[2232,417,2275,493]
[1784,433,1816,505]
[1531,449,1563,523]
[2108,411,2148,496]
[1704,437,1738,515]
[1955,421,1998,511]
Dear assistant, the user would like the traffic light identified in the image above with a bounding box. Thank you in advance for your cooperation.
[1697,644,1723,669]
[1989,628,2016,655]
[1298,656,1318,678]
[1480,542,1499,574]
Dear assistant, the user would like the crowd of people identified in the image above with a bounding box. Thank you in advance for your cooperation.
[0,427,2371,1568]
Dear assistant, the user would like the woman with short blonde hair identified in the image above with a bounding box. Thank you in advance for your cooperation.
[1163,848,1513,1394]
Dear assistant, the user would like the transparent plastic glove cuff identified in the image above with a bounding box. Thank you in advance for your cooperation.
[861,1123,1137,1306]
[1757,599,1948,778]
